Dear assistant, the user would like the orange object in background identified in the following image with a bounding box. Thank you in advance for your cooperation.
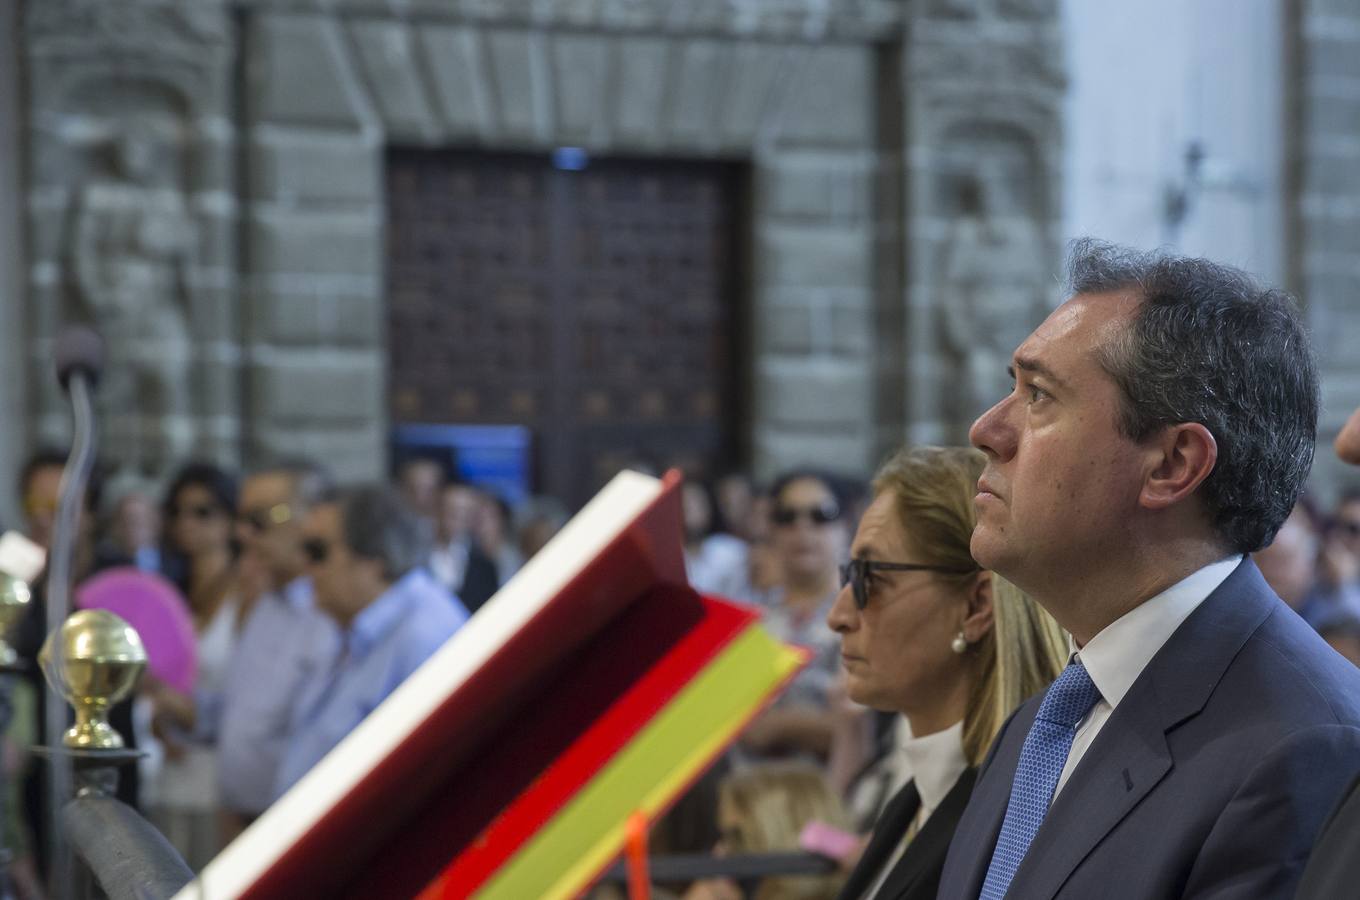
[626,811,650,900]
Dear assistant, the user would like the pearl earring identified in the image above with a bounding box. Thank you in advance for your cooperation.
[951,632,969,655]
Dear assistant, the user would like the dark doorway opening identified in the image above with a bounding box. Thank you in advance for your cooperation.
[386,148,749,507]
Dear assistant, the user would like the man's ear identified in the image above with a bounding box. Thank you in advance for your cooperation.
[1141,423,1218,510]
[962,570,995,644]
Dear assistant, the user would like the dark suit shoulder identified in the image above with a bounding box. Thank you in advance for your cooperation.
[1222,602,1360,728]
[1296,774,1360,899]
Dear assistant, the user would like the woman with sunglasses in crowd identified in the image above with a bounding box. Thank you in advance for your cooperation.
[829,446,1064,900]
[143,461,249,869]
[739,469,854,762]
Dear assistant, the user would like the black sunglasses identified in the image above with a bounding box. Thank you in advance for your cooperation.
[239,503,294,532]
[301,537,331,565]
[772,501,841,527]
[1335,520,1360,538]
[173,503,221,521]
[839,558,980,610]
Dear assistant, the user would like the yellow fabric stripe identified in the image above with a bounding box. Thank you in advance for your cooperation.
[475,625,804,900]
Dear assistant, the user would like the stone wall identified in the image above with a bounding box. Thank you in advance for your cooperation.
[900,0,1066,449]
[239,3,910,482]
[17,0,1069,493]
[1292,0,1360,497]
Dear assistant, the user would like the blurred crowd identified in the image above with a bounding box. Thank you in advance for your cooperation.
[1252,494,1360,666]
[4,442,1360,900]
[1,449,567,895]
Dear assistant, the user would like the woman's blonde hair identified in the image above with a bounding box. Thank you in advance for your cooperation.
[872,445,1067,765]
[719,764,850,900]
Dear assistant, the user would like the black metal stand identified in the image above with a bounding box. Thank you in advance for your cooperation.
[46,367,100,900]
[33,745,144,900]
[30,744,191,900]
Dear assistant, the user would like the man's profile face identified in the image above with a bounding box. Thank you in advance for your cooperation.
[236,473,303,584]
[1332,498,1360,558]
[399,460,443,521]
[23,464,64,550]
[300,503,356,624]
[438,485,481,543]
[968,291,1150,591]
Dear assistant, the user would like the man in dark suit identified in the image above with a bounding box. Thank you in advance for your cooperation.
[1295,404,1360,899]
[936,239,1360,900]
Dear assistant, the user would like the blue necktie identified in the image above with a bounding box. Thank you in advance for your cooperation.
[979,659,1102,900]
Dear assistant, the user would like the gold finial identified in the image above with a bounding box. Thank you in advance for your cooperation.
[0,573,32,667]
[39,609,147,749]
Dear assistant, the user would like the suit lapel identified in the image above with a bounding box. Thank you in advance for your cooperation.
[1006,694,1172,899]
[937,705,1032,899]
[839,780,922,900]
[875,769,978,900]
[1004,558,1276,899]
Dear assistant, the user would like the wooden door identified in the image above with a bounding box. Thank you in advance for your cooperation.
[386,148,746,506]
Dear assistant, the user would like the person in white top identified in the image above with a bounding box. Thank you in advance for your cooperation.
[938,239,1360,900]
[830,446,1066,900]
[145,462,245,870]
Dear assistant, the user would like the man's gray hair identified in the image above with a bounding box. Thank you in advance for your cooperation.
[338,485,432,582]
[1067,238,1318,554]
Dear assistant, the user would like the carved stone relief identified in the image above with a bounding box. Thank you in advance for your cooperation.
[67,112,195,474]
[935,122,1049,426]
[25,1,235,479]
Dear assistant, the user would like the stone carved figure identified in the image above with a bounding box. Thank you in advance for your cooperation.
[70,117,195,475]
[938,158,1047,429]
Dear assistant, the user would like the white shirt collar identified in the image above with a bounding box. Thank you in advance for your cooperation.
[899,719,968,815]
[1074,556,1242,710]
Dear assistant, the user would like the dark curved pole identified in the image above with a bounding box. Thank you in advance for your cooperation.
[46,342,102,899]
[59,791,193,900]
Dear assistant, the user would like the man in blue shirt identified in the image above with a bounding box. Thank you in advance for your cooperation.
[273,485,469,799]
[150,462,340,836]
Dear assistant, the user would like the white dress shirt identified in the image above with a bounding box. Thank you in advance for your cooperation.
[847,715,914,829]
[863,720,969,899]
[882,715,918,803]
[1053,555,1242,800]
[427,539,470,593]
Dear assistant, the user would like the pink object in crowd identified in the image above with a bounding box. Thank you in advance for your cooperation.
[75,566,198,695]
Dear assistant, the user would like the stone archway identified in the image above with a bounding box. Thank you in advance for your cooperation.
[238,7,889,483]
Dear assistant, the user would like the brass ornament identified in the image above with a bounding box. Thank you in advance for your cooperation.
[39,609,147,749]
[0,573,32,667]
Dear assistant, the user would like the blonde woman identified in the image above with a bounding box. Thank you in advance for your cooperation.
[686,763,851,900]
[828,446,1065,900]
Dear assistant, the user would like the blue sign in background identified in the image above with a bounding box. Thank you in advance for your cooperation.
[391,423,533,506]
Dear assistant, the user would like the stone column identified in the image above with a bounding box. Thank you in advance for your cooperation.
[900,0,1066,447]
[241,12,386,480]
[748,43,883,480]
[1290,0,1360,497]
